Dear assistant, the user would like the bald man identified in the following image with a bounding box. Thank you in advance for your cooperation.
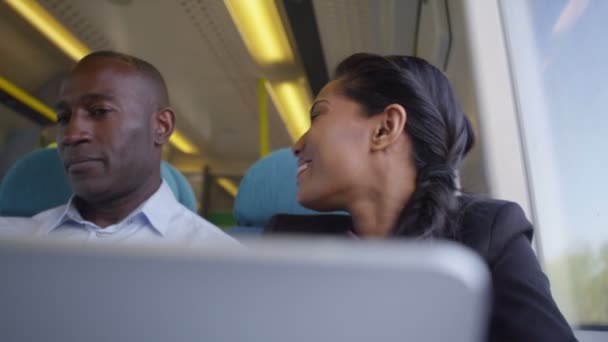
[26,51,235,244]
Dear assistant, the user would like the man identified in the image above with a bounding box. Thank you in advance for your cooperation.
[24,51,235,244]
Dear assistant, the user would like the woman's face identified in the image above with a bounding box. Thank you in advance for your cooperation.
[293,80,375,211]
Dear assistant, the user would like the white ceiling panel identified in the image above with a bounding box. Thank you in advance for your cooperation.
[37,0,292,168]
[0,2,71,96]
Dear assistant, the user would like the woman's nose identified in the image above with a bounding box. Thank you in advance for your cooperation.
[292,131,308,157]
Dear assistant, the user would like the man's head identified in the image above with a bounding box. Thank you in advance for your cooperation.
[55,51,175,204]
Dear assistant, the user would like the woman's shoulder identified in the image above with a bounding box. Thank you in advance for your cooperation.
[456,194,534,266]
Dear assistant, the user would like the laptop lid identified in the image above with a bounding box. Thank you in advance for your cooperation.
[0,238,490,342]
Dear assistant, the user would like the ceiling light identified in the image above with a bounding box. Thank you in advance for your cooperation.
[0,76,56,122]
[224,0,294,65]
[224,0,311,142]
[6,0,89,61]
[265,80,311,141]
[170,130,200,155]
[216,177,239,197]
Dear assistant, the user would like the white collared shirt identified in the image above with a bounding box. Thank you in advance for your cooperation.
[2,180,237,246]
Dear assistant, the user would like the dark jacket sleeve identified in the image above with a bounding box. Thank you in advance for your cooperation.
[487,202,577,342]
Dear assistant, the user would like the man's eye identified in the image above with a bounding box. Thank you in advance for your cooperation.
[90,107,111,117]
[56,113,69,125]
[311,112,320,122]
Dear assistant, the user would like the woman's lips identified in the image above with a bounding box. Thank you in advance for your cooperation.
[296,161,311,180]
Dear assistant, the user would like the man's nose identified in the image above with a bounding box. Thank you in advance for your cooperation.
[59,113,91,147]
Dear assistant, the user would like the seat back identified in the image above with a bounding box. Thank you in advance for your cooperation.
[232,148,345,234]
[0,238,491,342]
[0,148,197,216]
[159,161,198,212]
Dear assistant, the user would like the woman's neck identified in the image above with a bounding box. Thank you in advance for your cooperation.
[348,181,414,238]
[347,139,417,238]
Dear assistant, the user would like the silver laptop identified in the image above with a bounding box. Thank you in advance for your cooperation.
[0,238,490,342]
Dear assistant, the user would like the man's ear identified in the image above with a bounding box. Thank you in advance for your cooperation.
[153,107,176,146]
[370,104,407,152]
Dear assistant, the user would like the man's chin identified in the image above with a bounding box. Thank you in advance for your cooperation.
[69,180,110,203]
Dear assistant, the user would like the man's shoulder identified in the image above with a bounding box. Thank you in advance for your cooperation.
[168,204,238,244]
[174,206,218,230]
[32,204,68,222]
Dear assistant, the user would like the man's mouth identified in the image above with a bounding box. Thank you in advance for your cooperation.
[65,158,103,173]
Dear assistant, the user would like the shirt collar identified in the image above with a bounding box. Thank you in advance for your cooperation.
[38,196,81,235]
[42,180,179,236]
[139,180,180,236]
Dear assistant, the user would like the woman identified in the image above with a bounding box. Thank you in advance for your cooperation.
[288,53,577,341]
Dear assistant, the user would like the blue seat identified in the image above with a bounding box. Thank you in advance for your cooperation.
[231,148,345,235]
[0,148,197,217]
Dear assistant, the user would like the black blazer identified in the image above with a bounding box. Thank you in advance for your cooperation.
[265,196,578,342]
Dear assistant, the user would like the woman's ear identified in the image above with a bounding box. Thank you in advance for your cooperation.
[153,107,176,146]
[370,104,407,151]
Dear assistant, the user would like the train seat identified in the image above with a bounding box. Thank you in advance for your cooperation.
[0,147,197,217]
[231,148,347,235]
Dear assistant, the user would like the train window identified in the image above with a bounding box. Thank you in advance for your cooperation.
[501,0,608,327]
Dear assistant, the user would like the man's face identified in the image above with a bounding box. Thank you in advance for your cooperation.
[55,57,158,203]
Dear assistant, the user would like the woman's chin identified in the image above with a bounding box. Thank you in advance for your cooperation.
[297,189,321,210]
[296,189,312,208]
[297,189,340,212]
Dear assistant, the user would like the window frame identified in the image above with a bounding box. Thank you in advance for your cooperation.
[461,0,607,338]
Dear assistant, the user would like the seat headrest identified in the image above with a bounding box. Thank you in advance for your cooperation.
[234,148,330,227]
[0,148,197,216]
[160,162,198,213]
[0,148,71,217]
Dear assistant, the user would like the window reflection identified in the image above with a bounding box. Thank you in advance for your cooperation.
[501,0,608,326]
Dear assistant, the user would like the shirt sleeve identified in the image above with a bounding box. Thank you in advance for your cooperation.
[488,203,578,342]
